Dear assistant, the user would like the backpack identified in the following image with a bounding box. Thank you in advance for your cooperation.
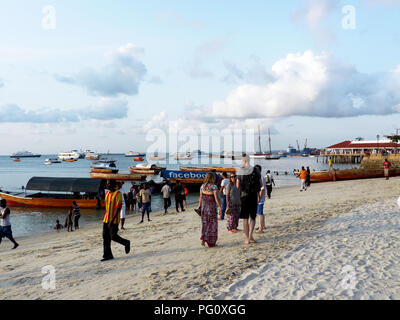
[240,167,261,196]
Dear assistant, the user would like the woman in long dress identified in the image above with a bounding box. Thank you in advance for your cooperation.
[226,173,241,233]
[198,173,222,247]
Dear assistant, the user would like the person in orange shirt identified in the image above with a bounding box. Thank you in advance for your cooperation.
[297,166,308,192]
[102,179,131,262]
[383,159,391,180]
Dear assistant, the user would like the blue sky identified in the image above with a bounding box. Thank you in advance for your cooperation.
[1,0,400,154]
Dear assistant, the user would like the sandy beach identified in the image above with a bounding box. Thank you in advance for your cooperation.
[1,177,400,300]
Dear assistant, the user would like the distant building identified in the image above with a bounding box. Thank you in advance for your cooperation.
[325,140,400,155]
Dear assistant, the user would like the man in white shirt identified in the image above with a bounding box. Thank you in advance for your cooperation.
[118,182,127,230]
[265,170,275,199]
[219,172,230,220]
[161,183,172,214]
[0,199,19,249]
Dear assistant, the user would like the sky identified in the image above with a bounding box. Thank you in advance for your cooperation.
[1,0,400,154]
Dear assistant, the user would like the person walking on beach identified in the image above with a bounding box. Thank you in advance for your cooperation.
[117,182,127,230]
[225,173,241,234]
[136,185,142,213]
[328,157,333,170]
[197,173,222,247]
[219,172,229,221]
[0,199,19,249]
[139,184,152,223]
[306,166,311,187]
[297,167,308,192]
[255,165,266,233]
[65,207,74,232]
[182,184,188,209]
[236,154,262,245]
[72,201,81,229]
[383,158,391,180]
[128,186,137,212]
[172,181,185,213]
[265,170,275,199]
[161,182,172,214]
[102,179,130,262]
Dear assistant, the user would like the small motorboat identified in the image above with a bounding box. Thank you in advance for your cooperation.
[133,156,145,162]
[44,158,61,165]
[90,162,119,174]
[13,158,21,162]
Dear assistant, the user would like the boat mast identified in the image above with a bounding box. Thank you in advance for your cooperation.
[258,125,262,154]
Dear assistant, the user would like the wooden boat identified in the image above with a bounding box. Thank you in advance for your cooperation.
[310,168,400,183]
[179,166,208,172]
[13,158,21,162]
[90,162,119,174]
[133,156,145,162]
[129,169,157,175]
[90,172,146,181]
[129,164,166,175]
[63,159,77,162]
[90,168,119,174]
[203,166,237,173]
[0,177,105,208]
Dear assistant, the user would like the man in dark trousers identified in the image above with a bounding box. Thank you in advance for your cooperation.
[101,179,130,262]
[236,154,262,245]
[172,181,185,213]
[72,201,81,230]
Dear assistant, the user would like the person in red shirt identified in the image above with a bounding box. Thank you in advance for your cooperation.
[383,159,391,180]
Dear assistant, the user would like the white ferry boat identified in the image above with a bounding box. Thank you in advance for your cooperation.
[58,151,80,161]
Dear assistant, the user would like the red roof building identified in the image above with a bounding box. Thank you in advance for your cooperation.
[325,140,400,154]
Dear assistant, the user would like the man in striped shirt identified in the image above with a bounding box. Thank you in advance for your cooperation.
[102,179,131,262]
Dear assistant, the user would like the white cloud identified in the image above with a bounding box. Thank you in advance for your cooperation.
[55,43,147,97]
[208,51,400,119]
[291,0,339,44]
[0,98,128,123]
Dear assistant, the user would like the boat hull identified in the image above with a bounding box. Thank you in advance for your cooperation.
[90,168,119,174]
[203,166,237,173]
[310,168,400,183]
[0,192,104,209]
[90,173,146,181]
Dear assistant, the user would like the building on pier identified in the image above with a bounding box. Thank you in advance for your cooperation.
[319,140,400,164]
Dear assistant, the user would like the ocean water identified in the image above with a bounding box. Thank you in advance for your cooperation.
[0,154,355,238]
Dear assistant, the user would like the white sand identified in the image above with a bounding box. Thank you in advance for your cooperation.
[1,178,399,300]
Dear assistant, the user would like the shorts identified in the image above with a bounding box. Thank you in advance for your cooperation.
[142,202,151,214]
[120,208,126,219]
[256,203,264,215]
[240,194,258,220]
[384,168,389,177]
[0,225,13,239]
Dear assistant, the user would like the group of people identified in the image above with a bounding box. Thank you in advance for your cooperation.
[160,181,188,214]
[197,154,276,247]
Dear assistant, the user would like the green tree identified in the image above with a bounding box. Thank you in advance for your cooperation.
[385,135,400,154]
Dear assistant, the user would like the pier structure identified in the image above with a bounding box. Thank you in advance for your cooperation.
[318,139,400,165]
